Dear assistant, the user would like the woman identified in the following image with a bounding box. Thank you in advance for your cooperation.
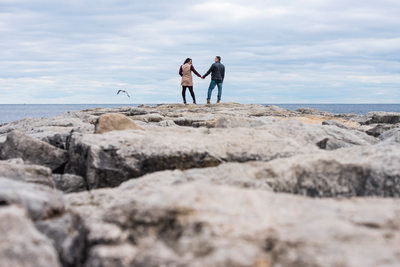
[179,58,202,104]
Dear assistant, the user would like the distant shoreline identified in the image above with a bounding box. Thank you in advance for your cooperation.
[1,103,400,124]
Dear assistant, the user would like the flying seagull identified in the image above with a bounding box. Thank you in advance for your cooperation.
[117,89,130,98]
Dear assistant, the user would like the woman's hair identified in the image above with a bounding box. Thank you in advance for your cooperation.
[184,58,192,64]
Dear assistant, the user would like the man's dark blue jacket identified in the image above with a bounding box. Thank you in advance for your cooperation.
[203,62,225,81]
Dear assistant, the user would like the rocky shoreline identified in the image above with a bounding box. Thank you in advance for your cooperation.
[0,103,399,266]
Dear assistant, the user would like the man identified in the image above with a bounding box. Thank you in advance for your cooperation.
[202,56,225,104]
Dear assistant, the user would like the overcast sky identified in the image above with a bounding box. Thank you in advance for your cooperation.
[1,0,399,104]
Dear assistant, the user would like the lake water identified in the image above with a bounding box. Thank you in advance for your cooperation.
[1,104,400,124]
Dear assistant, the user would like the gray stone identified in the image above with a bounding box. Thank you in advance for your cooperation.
[118,143,400,198]
[0,206,61,267]
[65,118,377,189]
[144,114,165,123]
[364,111,400,124]
[129,108,149,116]
[157,120,177,127]
[295,107,333,116]
[349,115,370,125]
[41,133,70,150]
[85,244,137,267]
[36,212,88,267]
[322,120,348,129]
[3,103,400,266]
[0,131,69,172]
[65,126,320,189]
[365,124,398,137]
[379,127,400,144]
[250,105,291,117]
[2,158,24,164]
[258,145,400,197]
[215,116,271,128]
[0,115,95,150]
[173,116,215,127]
[0,178,64,220]
[0,159,54,187]
[80,107,132,117]
[66,181,400,267]
[53,173,87,193]
[264,119,376,150]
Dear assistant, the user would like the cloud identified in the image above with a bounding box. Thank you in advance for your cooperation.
[192,2,265,20]
[0,0,399,104]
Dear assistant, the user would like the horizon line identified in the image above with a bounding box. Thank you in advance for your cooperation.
[1,103,400,105]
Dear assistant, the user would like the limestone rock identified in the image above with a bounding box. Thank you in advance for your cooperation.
[117,143,400,198]
[173,116,216,128]
[378,127,400,143]
[0,116,94,135]
[53,173,87,193]
[295,107,333,116]
[95,113,143,134]
[365,124,398,137]
[157,120,177,127]
[65,126,319,189]
[41,133,71,150]
[85,244,137,267]
[322,119,348,129]
[2,158,24,164]
[364,111,400,124]
[215,116,271,128]
[2,103,400,266]
[0,115,95,149]
[0,131,69,172]
[0,159,54,187]
[0,206,61,267]
[257,145,400,197]
[0,178,64,220]
[66,182,400,267]
[262,119,377,150]
[142,114,165,123]
[36,212,88,267]
[66,117,377,189]
[129,108,149,116]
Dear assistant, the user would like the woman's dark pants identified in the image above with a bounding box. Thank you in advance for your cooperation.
[182,86,196,104]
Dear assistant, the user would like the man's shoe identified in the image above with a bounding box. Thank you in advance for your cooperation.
[207,99,211,104]
[217,100,220,104]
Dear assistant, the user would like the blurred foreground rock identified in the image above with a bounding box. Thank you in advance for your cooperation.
[67,181,400,267]
[0,158,54,187]
[0,206,61,267]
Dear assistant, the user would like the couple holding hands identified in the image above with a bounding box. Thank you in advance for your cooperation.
[179,56,225,104]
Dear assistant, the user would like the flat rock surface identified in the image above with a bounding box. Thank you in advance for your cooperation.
[65,117,376,189]
[66,125,322,189]
[113,143,400,198]
[66,181,400,267]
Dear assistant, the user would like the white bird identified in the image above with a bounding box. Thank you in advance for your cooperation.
[117,89,130,98]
